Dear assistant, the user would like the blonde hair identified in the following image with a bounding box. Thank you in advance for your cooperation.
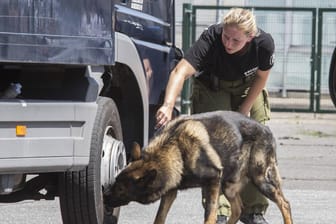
[222,8,258,37]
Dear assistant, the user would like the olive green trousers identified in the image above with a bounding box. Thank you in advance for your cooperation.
[191,77,270,216]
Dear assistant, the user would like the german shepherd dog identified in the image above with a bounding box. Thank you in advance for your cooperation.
[104,111,293,224]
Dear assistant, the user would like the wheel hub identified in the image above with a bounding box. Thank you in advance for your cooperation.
[101,126,127,189]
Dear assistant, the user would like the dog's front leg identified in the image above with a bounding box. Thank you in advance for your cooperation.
[202,180,220,224]
[153,189,177,224]
[226,195,242,224]
[223,182,243,224]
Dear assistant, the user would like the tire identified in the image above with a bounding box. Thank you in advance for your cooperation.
[59,97,126,224]
[329,47,336,108]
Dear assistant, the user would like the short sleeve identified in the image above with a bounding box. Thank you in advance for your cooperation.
[257,32,275,71]
[184,25,219,71]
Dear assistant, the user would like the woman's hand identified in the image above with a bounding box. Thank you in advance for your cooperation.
[155,102,174,129]
[238,106,250,117]
[155,59,196,129]
[240,69,270,117]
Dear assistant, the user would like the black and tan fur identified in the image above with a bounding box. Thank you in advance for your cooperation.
[104,111,292,224]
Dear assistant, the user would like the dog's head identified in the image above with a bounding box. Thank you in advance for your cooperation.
[104,143,160,208]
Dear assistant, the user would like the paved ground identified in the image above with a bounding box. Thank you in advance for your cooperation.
[0,112,335,224]
[118,112,336,224]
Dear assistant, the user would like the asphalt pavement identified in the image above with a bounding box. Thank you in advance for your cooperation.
[0,112,335,224]
[118,112,336,224]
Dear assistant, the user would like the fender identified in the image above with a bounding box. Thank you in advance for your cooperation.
[114,32,149,146]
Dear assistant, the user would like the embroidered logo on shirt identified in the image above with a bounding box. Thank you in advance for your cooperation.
[244,67,258,77]
[270,53,275,66]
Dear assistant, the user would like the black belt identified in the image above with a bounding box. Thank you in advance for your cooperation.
[218,75,256,88]
[196,74,256,91]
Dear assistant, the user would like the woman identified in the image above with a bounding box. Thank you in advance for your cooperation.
[156,8,274,224]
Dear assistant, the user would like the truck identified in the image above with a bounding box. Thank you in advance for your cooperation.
[0,1,182,223]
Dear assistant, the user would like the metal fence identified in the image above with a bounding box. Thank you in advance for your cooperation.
[180,4,336,113]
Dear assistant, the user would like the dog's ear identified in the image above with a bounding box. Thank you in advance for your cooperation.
[137,169,157,187]
[131,142,142,161]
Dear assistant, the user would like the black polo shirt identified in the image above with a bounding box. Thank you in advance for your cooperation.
[184,23,275,81]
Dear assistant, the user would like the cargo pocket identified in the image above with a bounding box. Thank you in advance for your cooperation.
[250,89,271,124]
[262,89,271,121]
[191,79,200,114]
[191,79,209,114]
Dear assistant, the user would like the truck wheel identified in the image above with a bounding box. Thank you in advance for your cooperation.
[59,96,127,224]
[329,47,336,107]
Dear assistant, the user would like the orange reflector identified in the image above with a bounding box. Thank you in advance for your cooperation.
[16,125,27,136]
